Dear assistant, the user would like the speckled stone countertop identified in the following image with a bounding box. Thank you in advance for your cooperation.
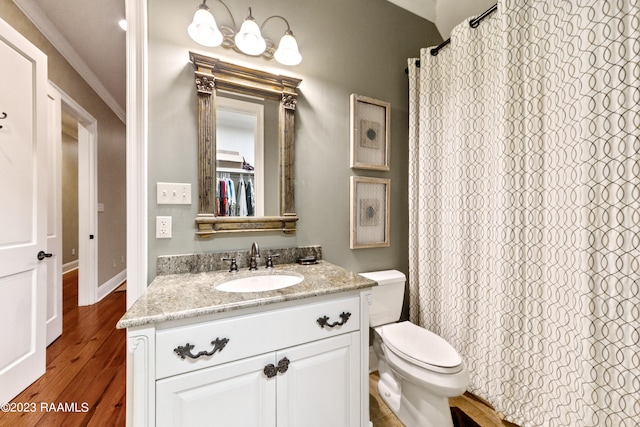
[116,260,376,329]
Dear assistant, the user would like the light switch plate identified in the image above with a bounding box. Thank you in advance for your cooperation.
[156,216,172,238]
[157,182,191,205]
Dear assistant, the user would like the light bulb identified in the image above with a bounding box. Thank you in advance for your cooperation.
[188,5,223,47]
[234,13,266,56]
[274,31,301,65]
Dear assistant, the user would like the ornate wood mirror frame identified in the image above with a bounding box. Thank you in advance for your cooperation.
[190,52,302,237]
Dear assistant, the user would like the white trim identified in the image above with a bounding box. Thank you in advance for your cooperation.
[97,269,127,302]
[12,0,126,123]
[46,83,63,346]
[360,289,372,426]
[127,326,156,426]
[125,0,148,310]
[62,260,79,273]
[49,81,99,307]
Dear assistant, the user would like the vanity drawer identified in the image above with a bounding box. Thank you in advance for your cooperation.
[155,295,360,379]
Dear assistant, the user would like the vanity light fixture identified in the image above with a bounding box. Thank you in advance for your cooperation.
[188,0,302,66]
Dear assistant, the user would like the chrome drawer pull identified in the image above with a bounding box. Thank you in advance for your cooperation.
[317,312,351,329]
[174,337,229,359]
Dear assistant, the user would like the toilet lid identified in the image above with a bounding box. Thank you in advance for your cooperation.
[381,322,463,373]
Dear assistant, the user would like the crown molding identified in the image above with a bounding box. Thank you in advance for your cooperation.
[12,0,126,124]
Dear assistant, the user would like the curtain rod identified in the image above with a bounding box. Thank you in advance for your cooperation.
[406,2,498,73]
[430,3,497,57]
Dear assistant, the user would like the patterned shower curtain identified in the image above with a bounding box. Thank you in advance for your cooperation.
[407,1,639,426]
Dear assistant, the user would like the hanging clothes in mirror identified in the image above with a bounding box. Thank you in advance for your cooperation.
[217,172,255,217]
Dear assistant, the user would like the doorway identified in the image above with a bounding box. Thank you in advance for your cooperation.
[51,82,99,307]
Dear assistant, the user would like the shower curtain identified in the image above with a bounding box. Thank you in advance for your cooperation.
[407,1,639,426]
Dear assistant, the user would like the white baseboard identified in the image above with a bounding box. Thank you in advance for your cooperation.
[97,269,127,302]
[62,260,79,273]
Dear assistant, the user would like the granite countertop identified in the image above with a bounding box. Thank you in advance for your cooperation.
[117,260,376,329]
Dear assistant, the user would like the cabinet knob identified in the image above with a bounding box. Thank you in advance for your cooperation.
[264,357,290,378]
[263,364,277,378]
[277,357,290,374]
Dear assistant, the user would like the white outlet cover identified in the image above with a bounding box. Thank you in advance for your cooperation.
[156,216,172,238]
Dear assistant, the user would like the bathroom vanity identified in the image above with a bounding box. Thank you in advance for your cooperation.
[117,259,375,426]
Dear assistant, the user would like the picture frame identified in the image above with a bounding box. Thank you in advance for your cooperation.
[350,94,390,171]
[350,176,390,249]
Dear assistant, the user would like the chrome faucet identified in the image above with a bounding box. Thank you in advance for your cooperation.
[249,242,260,270]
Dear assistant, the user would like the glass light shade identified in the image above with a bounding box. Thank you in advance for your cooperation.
[188,7,223,47]
[274,32,302,65]
[234,18,266,56]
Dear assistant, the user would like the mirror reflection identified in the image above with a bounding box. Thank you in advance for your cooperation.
[215,94,280,217]
[216,97,262,217]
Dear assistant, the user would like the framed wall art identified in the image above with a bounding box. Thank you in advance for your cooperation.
[350,176,390,249]
[350,94,390,171]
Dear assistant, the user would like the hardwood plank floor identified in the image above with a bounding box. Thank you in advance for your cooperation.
[0,270,126,427]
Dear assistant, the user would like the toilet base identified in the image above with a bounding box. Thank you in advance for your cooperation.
[378,373,454,427]
[372,328,468,427]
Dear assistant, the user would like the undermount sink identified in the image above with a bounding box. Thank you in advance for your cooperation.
[215,273,304,293]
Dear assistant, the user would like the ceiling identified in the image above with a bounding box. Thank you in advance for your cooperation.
[14,0,127,122]
[12,0,496,124]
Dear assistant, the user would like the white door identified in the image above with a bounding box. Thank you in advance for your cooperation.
[0,18,48,405]
[77,121,98,306]
[46,84,62,346]
[277,333,361,427]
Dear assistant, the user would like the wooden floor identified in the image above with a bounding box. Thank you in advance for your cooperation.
[0,269,127,427]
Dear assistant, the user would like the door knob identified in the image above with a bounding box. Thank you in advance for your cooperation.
[37,251,53,261]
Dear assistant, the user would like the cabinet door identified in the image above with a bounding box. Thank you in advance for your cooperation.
[276,332,360,427]
[156,353,276,427]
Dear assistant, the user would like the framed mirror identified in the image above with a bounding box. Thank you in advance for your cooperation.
[190,52,302,237]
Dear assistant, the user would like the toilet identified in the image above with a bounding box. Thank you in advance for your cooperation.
[360,270,470,427]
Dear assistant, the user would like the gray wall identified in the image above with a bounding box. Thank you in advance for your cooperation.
[62,118,79,265]
[148,0,442,281]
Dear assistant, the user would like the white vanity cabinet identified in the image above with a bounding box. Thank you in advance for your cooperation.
[156,333,359,427]
[126,291,371,427]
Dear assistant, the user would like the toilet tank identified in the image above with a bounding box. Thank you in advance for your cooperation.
[359,270,406,327]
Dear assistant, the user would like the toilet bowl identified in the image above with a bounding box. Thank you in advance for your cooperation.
[360,270,469,427]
